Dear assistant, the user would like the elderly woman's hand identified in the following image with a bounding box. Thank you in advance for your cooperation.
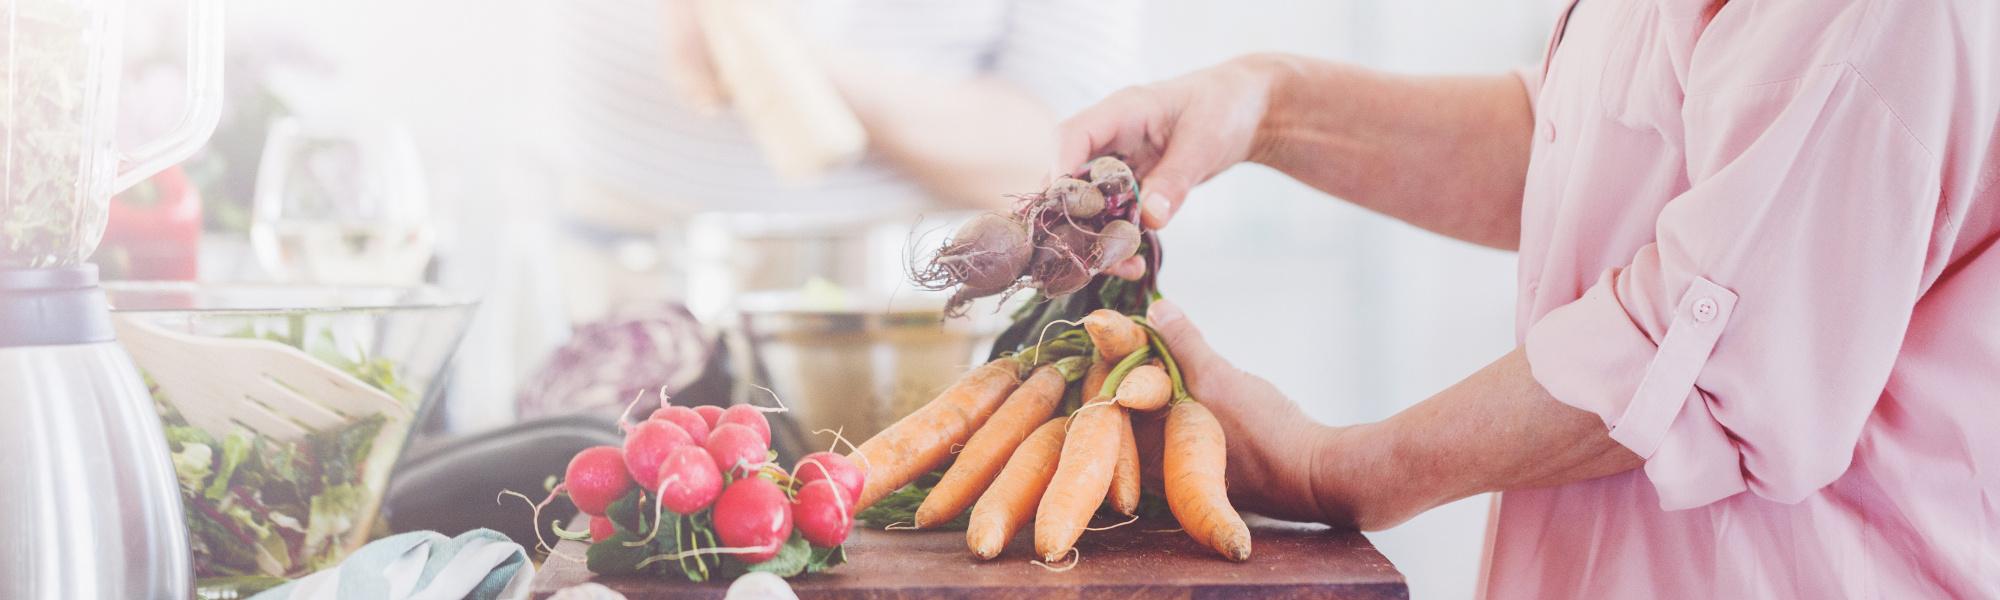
[1133,299,1345,524]
[1055,56,1291,228]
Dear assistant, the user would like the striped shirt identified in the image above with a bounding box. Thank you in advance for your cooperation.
[554,0,1140,219]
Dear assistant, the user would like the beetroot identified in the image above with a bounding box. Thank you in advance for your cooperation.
[1089,155,1137,203]
[1048,177,1105,219]
[717,404,772,446]
[1094,219,1142,271]
[650,405,711,443]
[712,477,794,563]
[623,420,694,489]
[565,446,635,517]
[705,424,770,477]
[589,515,616,543]
[792,480,854,547]
[655,445,724,514]
[914,213,1035,314]
[905,155,1145,312]
[792,452,865,515]
[1029,221,1097,296]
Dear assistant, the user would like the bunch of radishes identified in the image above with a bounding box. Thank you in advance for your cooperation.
[530,402,865,580]
[915,156,1146,315]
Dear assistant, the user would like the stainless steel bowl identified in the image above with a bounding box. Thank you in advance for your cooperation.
[733,291,1004,444]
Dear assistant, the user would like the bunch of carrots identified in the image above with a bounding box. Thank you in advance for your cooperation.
[845,308,1251,564]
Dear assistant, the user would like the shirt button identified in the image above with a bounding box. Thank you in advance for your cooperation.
[1693,297,1719,323]
[1542,121,1557,142]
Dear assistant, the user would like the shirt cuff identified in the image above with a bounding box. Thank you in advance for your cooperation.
[1525,271,1750,510]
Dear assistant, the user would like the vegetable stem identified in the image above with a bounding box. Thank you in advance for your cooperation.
[1094,346,1154,401]
[1132,318,1194,404]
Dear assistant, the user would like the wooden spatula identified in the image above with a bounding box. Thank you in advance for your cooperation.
[113,315,411,441]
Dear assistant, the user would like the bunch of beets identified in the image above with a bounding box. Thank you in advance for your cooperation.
[917,156,1145,315]
[544,403,865,580]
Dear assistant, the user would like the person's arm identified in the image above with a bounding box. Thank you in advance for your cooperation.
[824,0,1139,210]
[825,62,1058,210]
[1138,300,1638,530]
[1308,348,1641,530]
[658,0,1136,210]
[1252,57,1535,250]
[1053,54,1534,250]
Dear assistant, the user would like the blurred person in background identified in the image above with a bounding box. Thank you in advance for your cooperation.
[515,0,1138,418]
[1067,0,2000,597]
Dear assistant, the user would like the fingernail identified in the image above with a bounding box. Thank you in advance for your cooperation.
[1142,193,1171,226]
[1149,299,1183,327]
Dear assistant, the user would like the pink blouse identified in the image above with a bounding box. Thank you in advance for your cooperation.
[1489,0,2000,597]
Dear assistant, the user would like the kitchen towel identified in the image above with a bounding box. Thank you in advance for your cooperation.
[252,528,534,600]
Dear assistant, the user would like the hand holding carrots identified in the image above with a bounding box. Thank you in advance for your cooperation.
[1143,299,1339,525]
[849,306,1268,563]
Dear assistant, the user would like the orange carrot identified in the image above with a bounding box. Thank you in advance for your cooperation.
[1164,401,1251,561]
[1034,403,1125,561]
[850,357,1022,511]
[965,418,1068,559]
[1113,362,1170,411]
[1082,309,1147,361]
[1105,409,1140,515]
[916,363,1070,527]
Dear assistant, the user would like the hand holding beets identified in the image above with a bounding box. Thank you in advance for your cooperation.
[914,156,1147,315]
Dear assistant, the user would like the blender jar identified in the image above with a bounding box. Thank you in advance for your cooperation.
[1,0,222,268]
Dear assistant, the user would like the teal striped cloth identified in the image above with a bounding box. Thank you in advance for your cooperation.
[253,529,534,600]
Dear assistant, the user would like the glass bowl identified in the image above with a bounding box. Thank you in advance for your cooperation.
[105,282,475,584]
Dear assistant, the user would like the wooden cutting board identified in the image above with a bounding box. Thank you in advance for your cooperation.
[531,517,1407,599]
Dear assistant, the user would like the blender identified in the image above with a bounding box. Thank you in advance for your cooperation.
[0,0,223,597]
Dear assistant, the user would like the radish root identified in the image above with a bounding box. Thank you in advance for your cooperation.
[747,384,791,413]
[813,427,872,473]
[634,540,785,570]
[615,389,647,432]
[497,486,584,562]
[790,456,854,518]
[628,476,686,547]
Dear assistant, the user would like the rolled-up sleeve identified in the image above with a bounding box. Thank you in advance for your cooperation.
[1525,63,1944,510]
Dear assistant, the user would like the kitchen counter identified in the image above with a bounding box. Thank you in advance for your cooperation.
[531,516,1407,599]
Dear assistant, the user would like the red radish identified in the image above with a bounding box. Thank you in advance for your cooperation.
[650,405,711,442]
[565,446,635,517]
[792,479,854,547]
[693,405,726,430]
[706,424,770,477]
[655,445,724,514]
[792,452,865,514]
[712,477,794,563]
[588,515,616,543]
[623,420,694,489]
[717,404,772,446]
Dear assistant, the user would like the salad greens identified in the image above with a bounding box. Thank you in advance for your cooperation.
[150,328,413,583]
[856,471,968,531]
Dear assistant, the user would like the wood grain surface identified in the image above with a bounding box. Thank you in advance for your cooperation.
[532,516,1406,599]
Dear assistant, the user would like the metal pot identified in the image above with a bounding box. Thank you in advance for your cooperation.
[734,292,1002,444]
